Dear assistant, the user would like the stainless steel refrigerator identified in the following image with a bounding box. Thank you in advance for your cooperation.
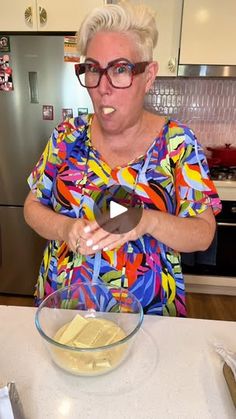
[0,35,93,295]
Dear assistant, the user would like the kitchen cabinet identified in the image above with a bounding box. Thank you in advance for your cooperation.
[0,0,182,75]
[130,0,183,76]
[180,0,236,65]
[148,0,183,76]
[0,0,104,32]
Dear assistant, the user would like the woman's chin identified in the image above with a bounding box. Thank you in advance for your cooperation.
[98,112,121,133]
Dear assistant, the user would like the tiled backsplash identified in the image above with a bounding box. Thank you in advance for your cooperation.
[145,78,236,148]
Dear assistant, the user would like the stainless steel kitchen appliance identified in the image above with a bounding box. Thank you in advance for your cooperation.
[209,166,236,181]
[0,35,92,295]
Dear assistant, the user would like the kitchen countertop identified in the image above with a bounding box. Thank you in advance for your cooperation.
[213,180,236,201]
[0,306,235,419]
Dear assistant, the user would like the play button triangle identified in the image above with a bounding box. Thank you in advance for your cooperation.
[110,201,128,219]
[92,184,143,234]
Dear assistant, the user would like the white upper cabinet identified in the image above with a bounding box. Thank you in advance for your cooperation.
[131,0,183,76]
[36,0,104,32]
[180,0,236,65]
[0,0,183,75]
[150,0,183,76]
[0,1,38,31]
[0,0,104,32]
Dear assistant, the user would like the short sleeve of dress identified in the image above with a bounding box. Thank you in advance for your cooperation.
[167,120,222,217]
[27,127,62,206]
[27,117,86,207]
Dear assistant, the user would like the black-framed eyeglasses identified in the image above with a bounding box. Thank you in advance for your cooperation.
[74,58,150,89]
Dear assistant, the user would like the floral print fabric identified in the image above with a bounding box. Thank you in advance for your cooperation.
[28,115,221,315]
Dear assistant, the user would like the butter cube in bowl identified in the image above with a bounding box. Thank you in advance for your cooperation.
[35,282,143,376]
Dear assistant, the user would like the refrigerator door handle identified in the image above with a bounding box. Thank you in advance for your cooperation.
[28,72,39,104]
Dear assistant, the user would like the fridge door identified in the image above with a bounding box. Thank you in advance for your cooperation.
[0,35,92,206]
[0,35,92,294]
[0,206,45,295]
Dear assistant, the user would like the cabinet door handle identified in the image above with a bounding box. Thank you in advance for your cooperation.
[217,222,236,227]
[168,57,176,73]
[24,6,33,25]
[39,6,47,25]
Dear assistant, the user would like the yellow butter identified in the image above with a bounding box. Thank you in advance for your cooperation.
[74,320,104,347]
[92,325,119,347]
[53,316,127,375]
[59,314,88,345]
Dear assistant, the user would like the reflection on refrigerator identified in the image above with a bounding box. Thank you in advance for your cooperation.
[0,35,93,294]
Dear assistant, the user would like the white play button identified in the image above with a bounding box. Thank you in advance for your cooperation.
[110,201,128,219]
[92,184,143,234]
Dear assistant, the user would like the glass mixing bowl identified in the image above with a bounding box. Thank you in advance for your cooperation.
[35,282,143,376]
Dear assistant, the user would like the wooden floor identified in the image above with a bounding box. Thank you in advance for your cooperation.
[0,292,236,321]
[0,294,34,307]
[186,293,236,321]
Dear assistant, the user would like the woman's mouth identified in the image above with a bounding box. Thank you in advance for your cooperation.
[102,107,115,115]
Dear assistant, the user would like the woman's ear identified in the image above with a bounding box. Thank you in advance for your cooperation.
[145,61,158,92]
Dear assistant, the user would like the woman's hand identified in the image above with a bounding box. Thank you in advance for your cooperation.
[24,190,216,255]
[24,191,98,255]
[78,206,216,254]
[60,217,89,254]
[78,209,150,254]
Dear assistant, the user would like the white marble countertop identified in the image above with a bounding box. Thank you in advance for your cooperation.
[0,306,236,419]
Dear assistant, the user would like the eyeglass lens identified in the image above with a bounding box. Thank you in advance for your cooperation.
[75,61,149,88]
[82,63,133,88]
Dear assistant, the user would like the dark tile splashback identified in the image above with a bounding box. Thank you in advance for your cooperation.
[145,78,236,148]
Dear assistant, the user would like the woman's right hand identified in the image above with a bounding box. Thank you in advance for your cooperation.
[61,217,96,255]
[24,191,96,256]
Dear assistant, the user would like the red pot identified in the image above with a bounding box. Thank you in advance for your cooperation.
[206,144,236,167]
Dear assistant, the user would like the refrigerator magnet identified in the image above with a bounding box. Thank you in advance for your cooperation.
[64,36,80,63]
[0,55,13,91]
[78,107,88,116]
[0,36,10,52]
[42,105,54,120]
[62,108,73,120]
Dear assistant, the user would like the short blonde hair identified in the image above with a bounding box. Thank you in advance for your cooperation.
[77,1,158,61]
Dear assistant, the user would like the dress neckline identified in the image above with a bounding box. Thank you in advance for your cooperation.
[84,114,170,171]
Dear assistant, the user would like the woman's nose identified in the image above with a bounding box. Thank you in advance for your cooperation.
[97,71,113,95]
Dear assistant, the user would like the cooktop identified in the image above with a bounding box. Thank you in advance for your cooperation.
[209,166,236,181]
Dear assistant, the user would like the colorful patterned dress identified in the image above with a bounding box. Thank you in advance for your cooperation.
[28,114,221,315]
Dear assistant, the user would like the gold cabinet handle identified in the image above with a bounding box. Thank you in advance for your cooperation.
[24,6,33,25]
[39,6,47,25]
[168,57,176,73]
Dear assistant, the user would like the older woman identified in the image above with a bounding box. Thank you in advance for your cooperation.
[24,2,221,316]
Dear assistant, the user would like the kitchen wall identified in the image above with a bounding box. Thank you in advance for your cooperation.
[145,78,236,148]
